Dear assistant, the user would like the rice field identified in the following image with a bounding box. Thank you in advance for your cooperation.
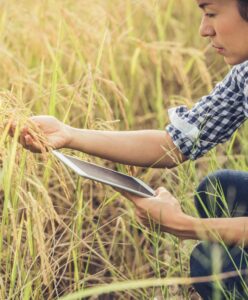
[0,0,247,299]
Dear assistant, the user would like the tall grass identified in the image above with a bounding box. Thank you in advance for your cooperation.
[0,0,247,299]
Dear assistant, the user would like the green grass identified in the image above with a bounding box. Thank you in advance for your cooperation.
[0,0,247,299]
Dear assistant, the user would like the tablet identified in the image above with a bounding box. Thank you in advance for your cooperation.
[52,150,155,198]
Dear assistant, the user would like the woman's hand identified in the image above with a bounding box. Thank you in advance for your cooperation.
[9,115,72,153]
[121,187,188,234]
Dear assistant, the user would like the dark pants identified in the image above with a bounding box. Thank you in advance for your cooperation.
[190,170,248,299]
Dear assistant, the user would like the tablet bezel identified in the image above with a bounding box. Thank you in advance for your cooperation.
[52,150,155,198]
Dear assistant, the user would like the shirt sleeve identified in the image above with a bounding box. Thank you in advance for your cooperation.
[166,64,248,160]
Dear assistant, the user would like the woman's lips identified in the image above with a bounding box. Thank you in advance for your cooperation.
[212,45,225,54]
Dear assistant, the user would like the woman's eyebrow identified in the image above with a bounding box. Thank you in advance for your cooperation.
[198,3,211,10]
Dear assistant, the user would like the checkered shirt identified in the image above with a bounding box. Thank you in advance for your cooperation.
[166,60,248,160]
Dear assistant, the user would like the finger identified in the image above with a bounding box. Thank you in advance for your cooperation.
[155,187,167,196]
[22,126,30,138]
[113,187,122,194]
[135,208,144,219]
[114,190,144,209]
[25,135,35,146]
[121,191,144,205]
[116,190,139,200]
[8,121,17,137]
[18,126,31,143]
[134,208,146,226]
[134,208,153,228]
[9,125,15,137]
[18,132,27,147]
[18,133,39,152]
[24,135,43,152]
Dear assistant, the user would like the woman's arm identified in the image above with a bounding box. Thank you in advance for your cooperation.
[11,116,187,168]
[123,188,248,246]
[177,216,248,245]
[66,127,186,168]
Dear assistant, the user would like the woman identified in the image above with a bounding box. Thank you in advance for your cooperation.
[11,0,248,298]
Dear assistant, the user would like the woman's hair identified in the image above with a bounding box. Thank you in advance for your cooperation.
[238,0,248,21]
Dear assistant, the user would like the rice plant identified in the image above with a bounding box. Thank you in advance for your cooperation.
[0,0,246,299]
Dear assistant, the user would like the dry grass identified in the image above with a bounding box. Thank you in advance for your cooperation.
[0,0,246,299]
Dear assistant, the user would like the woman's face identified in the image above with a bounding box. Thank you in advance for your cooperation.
[197,0,248,65]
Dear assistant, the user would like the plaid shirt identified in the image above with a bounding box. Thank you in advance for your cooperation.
[166,60,248,160]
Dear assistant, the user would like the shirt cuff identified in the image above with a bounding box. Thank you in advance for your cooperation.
[165,124,201,160]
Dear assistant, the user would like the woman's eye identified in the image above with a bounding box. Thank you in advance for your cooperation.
[205,13,216,18]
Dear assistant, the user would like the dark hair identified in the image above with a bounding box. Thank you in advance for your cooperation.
[238,0,248,21]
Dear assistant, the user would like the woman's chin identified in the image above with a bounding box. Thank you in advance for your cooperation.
[224,55,248,66]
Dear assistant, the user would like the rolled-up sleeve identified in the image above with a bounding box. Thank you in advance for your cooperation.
[166,64,248,160]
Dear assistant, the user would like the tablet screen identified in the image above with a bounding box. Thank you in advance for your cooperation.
[53,151,155,197]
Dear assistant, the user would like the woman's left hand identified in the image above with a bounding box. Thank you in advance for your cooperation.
[121,187,186,233]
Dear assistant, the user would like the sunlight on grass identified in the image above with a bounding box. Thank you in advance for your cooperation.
[0,0,245,299]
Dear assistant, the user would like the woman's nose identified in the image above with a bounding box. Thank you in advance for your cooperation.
[199,17,215,37]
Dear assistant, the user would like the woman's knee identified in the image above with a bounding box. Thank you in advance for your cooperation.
[194,170,231,218]
[195,170,248,218]
[197,170,228,191]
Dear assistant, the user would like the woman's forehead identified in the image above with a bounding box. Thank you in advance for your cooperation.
[196,0,234,8]
[196,0,214,5]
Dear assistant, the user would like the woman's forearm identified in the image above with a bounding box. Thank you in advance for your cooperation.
[65,127,186,168]
[171,215,248,245]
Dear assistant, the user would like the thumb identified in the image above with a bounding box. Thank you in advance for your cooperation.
[155,187,166,195]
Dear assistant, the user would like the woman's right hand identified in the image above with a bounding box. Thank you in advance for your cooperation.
[9,115,72,153]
